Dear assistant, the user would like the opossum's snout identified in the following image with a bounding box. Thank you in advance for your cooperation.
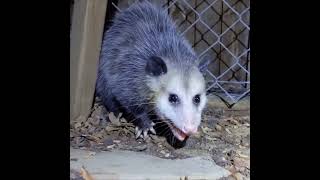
[169,116,200,141]
[170,122,198,141]
[182,123,198,135]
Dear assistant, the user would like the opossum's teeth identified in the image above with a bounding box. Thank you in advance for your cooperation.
[151,122,155,126]
[149,127,156,134]
[171,126,187,141]
[135,127,143,139]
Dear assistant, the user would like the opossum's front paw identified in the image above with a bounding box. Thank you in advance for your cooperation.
[135,122,156,140]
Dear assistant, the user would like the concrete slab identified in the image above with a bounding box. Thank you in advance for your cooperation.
[70,148,230,180]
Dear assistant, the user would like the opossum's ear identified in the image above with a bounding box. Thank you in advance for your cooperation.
[198,55,211,74]
[146,56,167,76]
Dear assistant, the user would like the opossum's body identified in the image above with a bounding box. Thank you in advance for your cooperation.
[96,1,207,146]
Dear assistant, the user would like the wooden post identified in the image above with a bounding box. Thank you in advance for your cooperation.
[70,0,108,122]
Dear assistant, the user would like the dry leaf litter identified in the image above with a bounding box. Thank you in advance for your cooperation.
[70,97,250,180]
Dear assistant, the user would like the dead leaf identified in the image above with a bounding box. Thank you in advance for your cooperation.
[134,144,147,151]
[107,144,116,149]
[77,116,86,123]
[70,169,82,179]
[117,112,123,119]
[201,126,213,134]
[81,135,100,142]
[226,165,237,174]
[237,153,249,159]
[232,172,244,180]
[121,128,134,136]
[84,151,97,159]
[105,126,120,132]
[120,118,127,123]
[108,112,121,126]
[91,117,100,126]
[88,151,96,156]
[150,135,169,147]
[204,136,218,141]
[193,131,201,138]
[225,128,232,134]
[215,124,222,131]
[121,122,135,128]
[233,156,250,169]
[80,166,94,180]
[74,122,82,129]
[84,121,91,128]
[227,118,239,125]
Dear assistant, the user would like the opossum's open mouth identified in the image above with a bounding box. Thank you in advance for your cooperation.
[158,115,187,141]
[170,125,187,141]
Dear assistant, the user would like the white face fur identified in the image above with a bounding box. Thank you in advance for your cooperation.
[147,67,207,141]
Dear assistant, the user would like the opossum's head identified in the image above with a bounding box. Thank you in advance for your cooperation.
[146,56,207,141]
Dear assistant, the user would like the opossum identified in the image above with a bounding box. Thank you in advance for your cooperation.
[96,1,207,145]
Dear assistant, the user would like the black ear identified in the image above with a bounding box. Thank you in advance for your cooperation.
[145,56,167,76]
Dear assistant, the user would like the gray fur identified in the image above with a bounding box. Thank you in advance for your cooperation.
[96,1,200,131]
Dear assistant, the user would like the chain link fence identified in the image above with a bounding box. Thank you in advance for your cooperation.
[105,0,250,108]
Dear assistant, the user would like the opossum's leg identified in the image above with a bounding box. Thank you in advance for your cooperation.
[101,95,121,116]
[133,112,156,140]
[128,107,156,140]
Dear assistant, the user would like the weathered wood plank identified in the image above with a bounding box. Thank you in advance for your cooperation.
[70,0,108,122]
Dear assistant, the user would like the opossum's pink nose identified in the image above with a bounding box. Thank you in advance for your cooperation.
[182,125,197,135]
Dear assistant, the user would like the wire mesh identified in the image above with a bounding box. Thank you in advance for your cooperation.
[107,0,250,108]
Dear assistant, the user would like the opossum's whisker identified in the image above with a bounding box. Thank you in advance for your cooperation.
[121,96,154,102]
[145,107,157,114]
[152,120,171,125]
[128,107,157,123]
[158,121,174,132]
[123,102,156,108]
[145,114,158,117]
[146,112,158,116]
[171,133,174,145]
[158,127,171,136]
[153,123,170,129]
[151,118,172,125]
[121,104,155,110]
[163,129,173,138]
[152,121,168,125]
[126,95,154,100]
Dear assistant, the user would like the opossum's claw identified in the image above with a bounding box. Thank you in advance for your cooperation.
[135,126,148,139]
[150,127,156,134]
[143,130,148,139]
[135,128,151,140]
[135,127,143,139]
[135,122,156,140]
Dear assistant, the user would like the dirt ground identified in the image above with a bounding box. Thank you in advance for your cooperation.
[70,96,250,180]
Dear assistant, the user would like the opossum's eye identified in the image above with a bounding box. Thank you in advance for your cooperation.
[168,94,179,104]
[193,94,201,105]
